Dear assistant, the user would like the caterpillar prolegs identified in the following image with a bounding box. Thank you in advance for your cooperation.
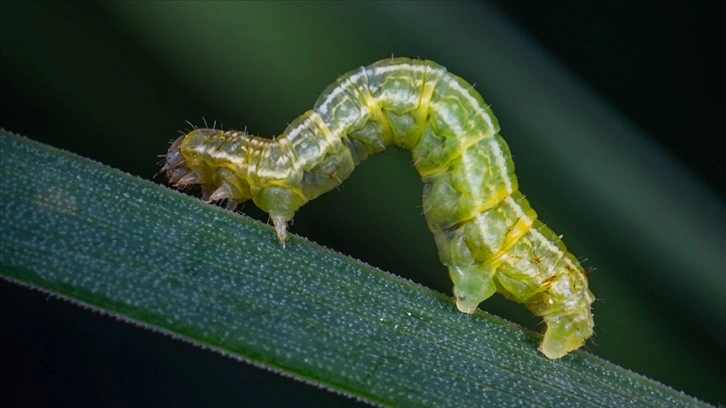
[162,58,595,359]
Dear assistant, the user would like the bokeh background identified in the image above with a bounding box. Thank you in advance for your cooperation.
[2,1,724,406]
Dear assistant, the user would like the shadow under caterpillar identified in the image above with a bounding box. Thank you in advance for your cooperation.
[162,57,595,359]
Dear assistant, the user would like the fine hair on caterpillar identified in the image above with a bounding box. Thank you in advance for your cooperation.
[161,57,595,359]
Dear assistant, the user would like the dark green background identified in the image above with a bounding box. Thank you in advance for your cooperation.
[2,2,724,406]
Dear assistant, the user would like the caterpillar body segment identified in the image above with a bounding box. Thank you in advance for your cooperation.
[162,58,595,359]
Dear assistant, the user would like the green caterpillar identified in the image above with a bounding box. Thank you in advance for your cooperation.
[162,57,595,359]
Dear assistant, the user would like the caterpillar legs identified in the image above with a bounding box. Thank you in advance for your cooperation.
[539,310,594,359]
[271,214,289,248]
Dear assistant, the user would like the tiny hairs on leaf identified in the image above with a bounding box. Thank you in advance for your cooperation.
[161,58,595,359]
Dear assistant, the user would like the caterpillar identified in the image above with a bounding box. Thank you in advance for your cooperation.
[162,57,595,359]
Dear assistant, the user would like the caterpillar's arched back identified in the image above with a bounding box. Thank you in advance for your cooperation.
[161,58,595,359]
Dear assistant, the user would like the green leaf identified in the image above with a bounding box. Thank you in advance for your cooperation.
[0,131,707,406]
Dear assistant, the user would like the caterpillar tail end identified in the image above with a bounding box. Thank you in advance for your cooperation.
[271,214,289,248]
[539,312,594,359]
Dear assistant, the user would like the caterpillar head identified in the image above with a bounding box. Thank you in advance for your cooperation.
[161,134,191,186]
[161,129,244,208]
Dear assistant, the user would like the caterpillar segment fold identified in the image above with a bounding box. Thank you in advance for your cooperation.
[162,58,595,359]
